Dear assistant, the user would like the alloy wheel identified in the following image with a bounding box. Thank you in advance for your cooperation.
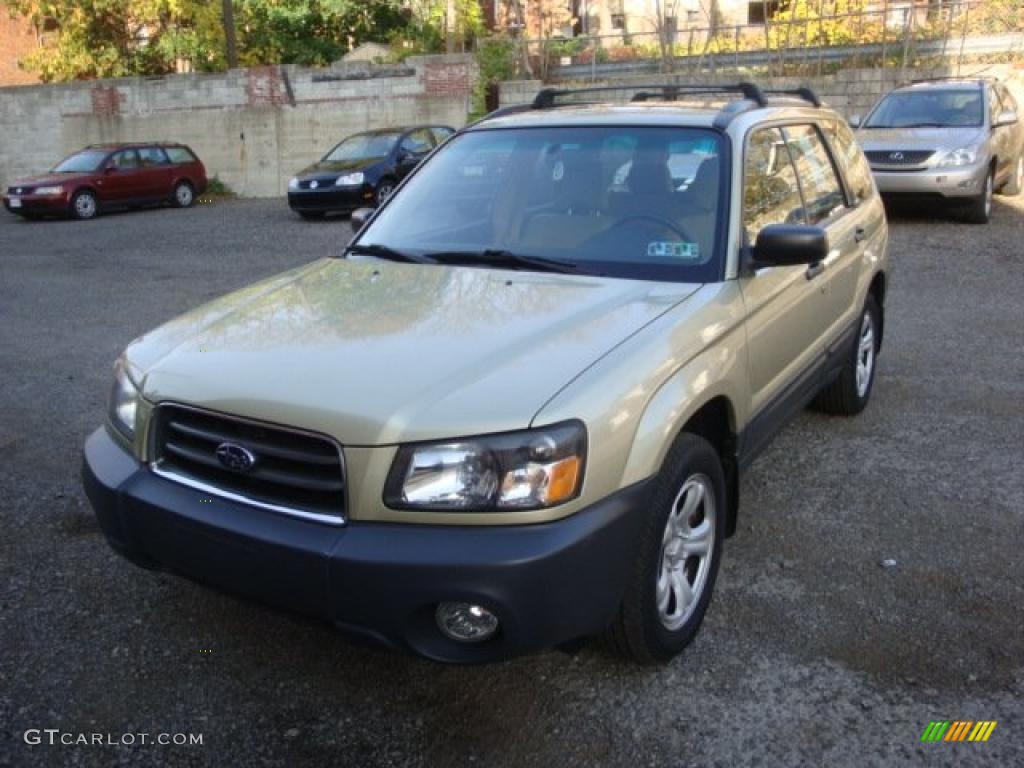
[856,310,875,397]
[74,193,96,219]
[656,474,716,631]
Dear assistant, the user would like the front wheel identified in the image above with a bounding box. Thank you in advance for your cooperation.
[964,170,993,224]
[604,433,725,664]
[813,296,880,416]
[172,181,195,208]
[374,179,396,207]
[1000,154,1023,197]
[70,190,98,220]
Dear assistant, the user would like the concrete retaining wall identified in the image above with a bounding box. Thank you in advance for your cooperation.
[0,54,476,197]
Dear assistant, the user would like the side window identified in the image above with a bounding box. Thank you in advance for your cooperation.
[743,126,805,242]
[110,150,139,170]
[998,85,1018,113]
[400,129,434,155]
[138,147,169,167]
[989,86,1005,124]
[783,124,846,224]
[825,119,874,205]
[430,127,455,145]
[165,147,197,164]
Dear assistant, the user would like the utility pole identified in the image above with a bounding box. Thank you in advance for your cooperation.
[223,0,239,68]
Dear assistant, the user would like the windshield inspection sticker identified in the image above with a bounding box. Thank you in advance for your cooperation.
[648,241,700,260]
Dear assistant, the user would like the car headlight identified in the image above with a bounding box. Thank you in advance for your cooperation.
[108,359,140,440]
[335,172,364,186]
[35,185,63,195]
[937,145,981,168]
[384,421,586,511]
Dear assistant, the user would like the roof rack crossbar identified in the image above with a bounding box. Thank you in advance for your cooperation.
[910,75,996,84]
[532,82,768,109]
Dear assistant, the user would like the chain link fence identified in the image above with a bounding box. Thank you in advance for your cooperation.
[510,0,1023,82]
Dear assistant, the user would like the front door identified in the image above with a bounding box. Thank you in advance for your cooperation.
[99,149,148,204]
[396,129,435,180]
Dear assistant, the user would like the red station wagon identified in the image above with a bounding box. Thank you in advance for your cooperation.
[3,143,208,220]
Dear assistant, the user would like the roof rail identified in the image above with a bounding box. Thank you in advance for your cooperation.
[909,75,995,84]
[761,86,822,107]
[532,82,769,109]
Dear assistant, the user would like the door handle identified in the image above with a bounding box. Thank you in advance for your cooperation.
[854,227,867,243]
[805,262,825,280]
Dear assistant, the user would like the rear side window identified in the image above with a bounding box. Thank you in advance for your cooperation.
[783,125,845,224]
[400,129,434,155]
[165,147,198,164]
[110,150,140,170]
[139,147,169,166]
[825,119,874,205]
[743,127,805,242]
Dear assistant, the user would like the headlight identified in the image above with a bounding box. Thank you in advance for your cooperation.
[35,185,63,195]
[384,421,586,511]
[108,359,140,440]
[288,177,299,191]
[937,145,981,167]
[335,172,364,186]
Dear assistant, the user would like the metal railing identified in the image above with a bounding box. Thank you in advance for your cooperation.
[509,0,1023,82]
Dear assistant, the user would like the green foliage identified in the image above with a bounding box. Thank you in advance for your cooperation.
[1,0,413,81]
[203,175,236,198]
[470,36,516,120]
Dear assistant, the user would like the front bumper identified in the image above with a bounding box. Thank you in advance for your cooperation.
[871,161,989,199]
[83,427,650,663]
[3,193,70,216]
[287,185,373,213]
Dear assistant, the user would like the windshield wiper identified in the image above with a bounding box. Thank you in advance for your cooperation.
[422,249,580,274]
[344,243,434,264]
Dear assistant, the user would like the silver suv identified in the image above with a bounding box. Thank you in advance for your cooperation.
[854,78,1024,223]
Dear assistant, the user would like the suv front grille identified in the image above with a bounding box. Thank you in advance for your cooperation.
[150,404,346,524]
[864,149,934,168]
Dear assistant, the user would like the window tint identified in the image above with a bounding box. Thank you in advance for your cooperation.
[743,127,805,242]
[431,127,455,145]
[783,125,845,224]
[111,150,139,170]
[165,146,197,164]
[400,129,434,155]
[825,119,874,205]
[138,147,169,166]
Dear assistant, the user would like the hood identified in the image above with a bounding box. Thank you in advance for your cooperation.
[856,126,986,152]
[126,259,698,446]
[296,157,385,178]
[8,172,93,188]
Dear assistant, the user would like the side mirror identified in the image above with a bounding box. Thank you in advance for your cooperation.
[350,207,373,233]
[995,109,1018,127]
[104,165,117,174]
[752,225,828,267]
[848,114,862,129]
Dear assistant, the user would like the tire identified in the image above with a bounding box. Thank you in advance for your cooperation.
[298,211,325,221]
[172,181,195,208]
[813,295,880,416]
[374,178,396,207]
[1000,154,1023,197]
[964,169,993,224]
[604,433,726,664]
[70,190,98,220]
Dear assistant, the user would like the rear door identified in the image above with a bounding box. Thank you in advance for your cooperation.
[137,146,173,199]
[99,149,146,203]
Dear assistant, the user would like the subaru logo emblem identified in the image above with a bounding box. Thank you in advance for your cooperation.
[310,180,319,189]
[889,152,904,161]
[215,442,256,472]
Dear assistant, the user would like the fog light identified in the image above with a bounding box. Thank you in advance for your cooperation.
[436,602,499,643]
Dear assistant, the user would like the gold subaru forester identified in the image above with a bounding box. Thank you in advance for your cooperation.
[83,83,889,664]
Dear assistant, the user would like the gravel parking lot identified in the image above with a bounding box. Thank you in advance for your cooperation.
[1,197,1022,768]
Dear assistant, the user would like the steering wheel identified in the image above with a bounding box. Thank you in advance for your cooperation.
[604,214,691,241]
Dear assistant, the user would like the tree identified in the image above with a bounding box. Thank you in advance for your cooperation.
[223,0,238,67]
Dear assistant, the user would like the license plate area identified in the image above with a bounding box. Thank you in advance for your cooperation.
[9,197,22,208]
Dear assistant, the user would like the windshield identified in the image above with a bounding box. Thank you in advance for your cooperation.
[864,89,983,128]
[323,133,400,163]
[52,150,109,173]
[354,126,726,282]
